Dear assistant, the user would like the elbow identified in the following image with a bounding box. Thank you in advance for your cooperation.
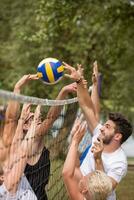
[62,168,73,179]
[62,168,68,178]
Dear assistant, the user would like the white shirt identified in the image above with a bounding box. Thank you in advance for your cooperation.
[80,124,127,200]
[0,175,37,200]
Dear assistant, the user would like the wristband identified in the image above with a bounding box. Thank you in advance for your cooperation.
[76,77,82,84]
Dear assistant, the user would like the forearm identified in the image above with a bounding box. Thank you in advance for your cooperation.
[77,82,97,132]
[91,83,100,122]
[10,119,24,154]
[3,122,17,148]
[77,81,94,111]
[3,86,21,146]
[5,86,21,120]
[95,158,117,190]
[95,157,105,171]
[62,141,79,178]
[37,88,68,136]
[5,147,27,193]
[47,87,68,119]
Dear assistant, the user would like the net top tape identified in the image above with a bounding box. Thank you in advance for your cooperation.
[0,89,78,106]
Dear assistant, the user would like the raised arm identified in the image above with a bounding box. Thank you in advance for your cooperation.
[9,104,31,155]
[36,83,77,137]
[4,104,30,193]
[92,137,117,190]
[62,120,86,200]
[4,104,40,194]
[64,62,98,133]
[2,74,38,148]
[91,61,100,122]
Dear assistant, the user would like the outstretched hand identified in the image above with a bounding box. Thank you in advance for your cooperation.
[14,74,39,90]
[63,62,82,81]
[92,61,99,85]
[62,82,77,95]
[20,103,31,122]
[63,62,87,88]
[72,119,87,145]
[91,137,104,160]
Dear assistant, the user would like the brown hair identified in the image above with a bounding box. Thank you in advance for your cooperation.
[109,113,132,144]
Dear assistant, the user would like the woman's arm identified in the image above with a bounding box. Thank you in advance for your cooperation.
[62,120,86,200]
[2,74,38,148]
[3,104,30,193]
[9,104,31,155]
[4,104,37,194]
[36,83,77,137]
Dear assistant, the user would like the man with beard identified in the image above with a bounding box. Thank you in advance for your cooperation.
[63,62,132,200]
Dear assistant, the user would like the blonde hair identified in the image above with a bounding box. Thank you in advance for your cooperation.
[88,170,112,200]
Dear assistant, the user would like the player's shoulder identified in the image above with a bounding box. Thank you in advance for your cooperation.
[112,147,127,163]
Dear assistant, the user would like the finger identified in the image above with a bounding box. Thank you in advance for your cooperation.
[63,65,71,72]
[30,74,39,80]
[23,74,31,81]
[81,120,87,129]
[35,105,41,117]
[26,74,31,78]
[72,84,77,89]
[91,147,95,153]
[77,116,83,124]
[93,140,99,145]
[94,61,99,74]
[93,61,97,73]
[73,82,77,86]
[92,146,99,153]
[82,80,88,89]
[75,117,81,126]
[63,62,73,71]
[77,64,83,75]
[93,60,97,66]
[22,103,31,112]
[98,137,103,146]
[79,113,84,121]
[72,87,77,92]
[82,80,87,86]
[77,63,82,70]
[79,121,87,134]
[93,141,100,147]
[64,74,72,79]
[26,105,31,114]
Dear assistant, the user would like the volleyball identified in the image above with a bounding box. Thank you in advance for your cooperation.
[37,58,64,84]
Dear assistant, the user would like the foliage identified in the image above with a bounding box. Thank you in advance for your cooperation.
[0,0,134,120]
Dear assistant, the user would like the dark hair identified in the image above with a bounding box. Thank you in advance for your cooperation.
[109,112,133,144]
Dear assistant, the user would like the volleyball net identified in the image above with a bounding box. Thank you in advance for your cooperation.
[0,89,89,200]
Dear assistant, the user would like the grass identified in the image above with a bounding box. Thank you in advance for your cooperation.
[47,159,68,200]
[127,157,134,164]
[116,170,134,200]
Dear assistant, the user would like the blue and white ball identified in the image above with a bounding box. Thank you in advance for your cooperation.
[37,58,64,84]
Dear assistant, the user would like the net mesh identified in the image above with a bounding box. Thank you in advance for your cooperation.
[1,89,134,200]
[0,89,78,200]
